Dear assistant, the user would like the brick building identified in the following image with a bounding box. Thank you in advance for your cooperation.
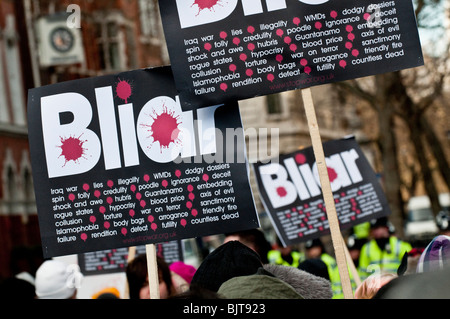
[0,0,366,279]
[0,0,167,279]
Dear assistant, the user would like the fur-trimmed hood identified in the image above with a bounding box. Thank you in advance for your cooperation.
[264,264,333,299]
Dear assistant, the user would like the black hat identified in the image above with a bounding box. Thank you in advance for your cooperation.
[190,241,263,292]
[370,217,389,229]
[298,258,330,281]
[347,234,366,250]
[305,238,324,250]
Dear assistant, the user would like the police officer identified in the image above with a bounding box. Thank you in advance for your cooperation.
[358,217,412,280]
[436,210,450,236]
[304,238,357,299]
[267,237,304,267]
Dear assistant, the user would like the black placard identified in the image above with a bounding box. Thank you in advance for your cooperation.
[28,66,259,258]
[159,0,423,109]
[78,241,183,276]
[252,137,390,246]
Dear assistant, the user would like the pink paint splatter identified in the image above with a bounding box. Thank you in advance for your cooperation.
[141,105,182,152]
[327,167,338,182]
[277,186,287,198]
[295,153,306,164]
[115,79,132,103]
[192,0,223,16]
[58,135,88,167]
[220,83,228,91]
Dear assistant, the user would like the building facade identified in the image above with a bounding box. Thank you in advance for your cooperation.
[0,0,366,278]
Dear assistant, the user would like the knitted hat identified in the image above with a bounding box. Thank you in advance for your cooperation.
[416,235,450,273]
[35,260,82,299]
[218,274,304,299]
[190,241,263,292]
[169,261,196,284]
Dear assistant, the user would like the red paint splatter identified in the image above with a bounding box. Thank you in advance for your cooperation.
[276,186,287,198]
[192,0,223,16]
[141,105,182,152]
[295,153,306,164]
[116,79,132,103]
[58,135,88,166]
[327,167,338,182]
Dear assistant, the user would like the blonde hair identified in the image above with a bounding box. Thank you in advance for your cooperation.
[354,273,397,299]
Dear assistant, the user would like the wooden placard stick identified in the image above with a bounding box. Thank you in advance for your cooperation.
[342,235,362,287]
[301,88,353,299]
[145,244,160,299]
[123,246,137,299]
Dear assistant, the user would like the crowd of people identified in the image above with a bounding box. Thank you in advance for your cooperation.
[1,216,450,299]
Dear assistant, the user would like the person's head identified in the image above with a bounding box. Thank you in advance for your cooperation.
[354,272,397,299]
[92,287,120,299]
[347,235,366,265]
[126,254,175,299]
[190,241,263,292]
[436,211,450,236]
[297,258,330,281]
[305,238,324,259]
[369,217,391,239]
[0,277,36,299]
[416,235,450,273]
[35,259,82,299]
[223,229,271,263]
[169,261,196,285]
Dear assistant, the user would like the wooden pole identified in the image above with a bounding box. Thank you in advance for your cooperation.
[342,235,362,288]
[146,244,160,299]
[301,88,354,299]
[123,246,137,299]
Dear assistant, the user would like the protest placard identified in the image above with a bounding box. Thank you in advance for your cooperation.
[253,136,390,247]
[27,66,259,258]
[78,241,183,276]
[159,0,423,109]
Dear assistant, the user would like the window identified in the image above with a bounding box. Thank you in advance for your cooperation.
[95,20,122,71]
[266,94,282,115]
[139,0,159,38]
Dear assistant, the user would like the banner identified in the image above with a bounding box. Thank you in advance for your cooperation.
[78,241,183,276]
[252,137,390,246]
[28,66,259,258]
[159,0,423,109]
